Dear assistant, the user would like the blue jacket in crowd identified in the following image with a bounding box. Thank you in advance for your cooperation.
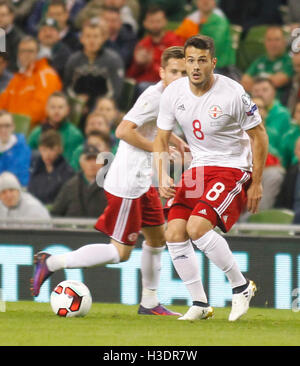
[0,133,32,186]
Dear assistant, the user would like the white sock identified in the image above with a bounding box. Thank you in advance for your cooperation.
[140,241,165,308]
[192,230,246,289]
[167,240,208,303]
[46,243,120,271]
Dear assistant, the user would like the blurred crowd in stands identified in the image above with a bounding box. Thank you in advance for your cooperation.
[0,0,300,225]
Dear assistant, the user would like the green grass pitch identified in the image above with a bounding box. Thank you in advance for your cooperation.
[0,301,299,346]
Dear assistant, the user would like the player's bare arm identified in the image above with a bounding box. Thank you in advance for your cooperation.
[169,133,190,158]
[115,120,154,152]
[246,122,269,214]
[153,128,176,199]
[116,119,188,157]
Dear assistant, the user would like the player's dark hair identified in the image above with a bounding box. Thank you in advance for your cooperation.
[161,46,184,68]
[184,35,215,58]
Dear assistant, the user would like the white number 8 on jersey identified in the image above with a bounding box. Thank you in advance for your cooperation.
[206,182,225,201]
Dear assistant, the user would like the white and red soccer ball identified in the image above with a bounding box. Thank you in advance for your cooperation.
[50,280,92,317]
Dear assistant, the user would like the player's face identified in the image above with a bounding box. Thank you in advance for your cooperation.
[185,46,216,89]
[160,58,186,87]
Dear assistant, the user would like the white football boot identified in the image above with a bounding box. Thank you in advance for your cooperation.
[229,280,257,322]
[178,305,214,321]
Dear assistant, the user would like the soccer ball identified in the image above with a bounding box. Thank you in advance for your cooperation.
[50,280,92,317]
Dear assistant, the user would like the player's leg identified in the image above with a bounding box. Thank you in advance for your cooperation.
[31,192,139,297]
[187,168,256,321]
[137,186,181,315]
[138,225,181,316]
[187,215,248,290]
[165,212,213,321]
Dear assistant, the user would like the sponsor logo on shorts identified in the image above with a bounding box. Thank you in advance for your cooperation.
[198,209,207,215]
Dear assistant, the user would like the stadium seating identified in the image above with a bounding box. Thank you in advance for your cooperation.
[247,208,295,224]
[119,78,137,112]
[68,95,86,127]
[12,113,31,136]
[236,24,268,72]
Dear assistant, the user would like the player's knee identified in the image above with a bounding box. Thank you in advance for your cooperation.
[186,219,212,241]
[165,227,188,243]
[112,241,132,262]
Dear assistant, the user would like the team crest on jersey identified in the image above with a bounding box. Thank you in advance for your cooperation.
[208,105,223,119]
[241,93,251,107]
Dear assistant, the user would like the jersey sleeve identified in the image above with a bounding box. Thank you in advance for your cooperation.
[123,89,159,127]
[156,86,177,131]
[232,87,262,130]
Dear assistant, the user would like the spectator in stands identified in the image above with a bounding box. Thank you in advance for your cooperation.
[103,0,139,33]
[102,6,137,69]
[51,144,107,218]
[252,97,285,210]
[70,129,111,171]
[0,172,50,219]
[11,0,38,29]
[26,0,85,36]
[0,36,62,129]
[139,0,186,23]
[28,91,84,161]
[286,0,300,24]
[37,17,72,79]
[0,110,31,186]
[219,0,282,36]
[93,96,122,153]
[0,52,13,92]
[28,129,75,205]
[82,110,119,153]
[27,91,84,164]
[280,101,300,169]
[76,0,139,34]
[241,26,294,103]
[251,77,291,136]
[94,96,121,129]
[127,5,184,97]
[46,0,81,52]
[64,17,125,113]
[0,0,24,72]
[276,137,300,214]
[84,111,112,139]
[286,52,300,112]
[174,0,236,77]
